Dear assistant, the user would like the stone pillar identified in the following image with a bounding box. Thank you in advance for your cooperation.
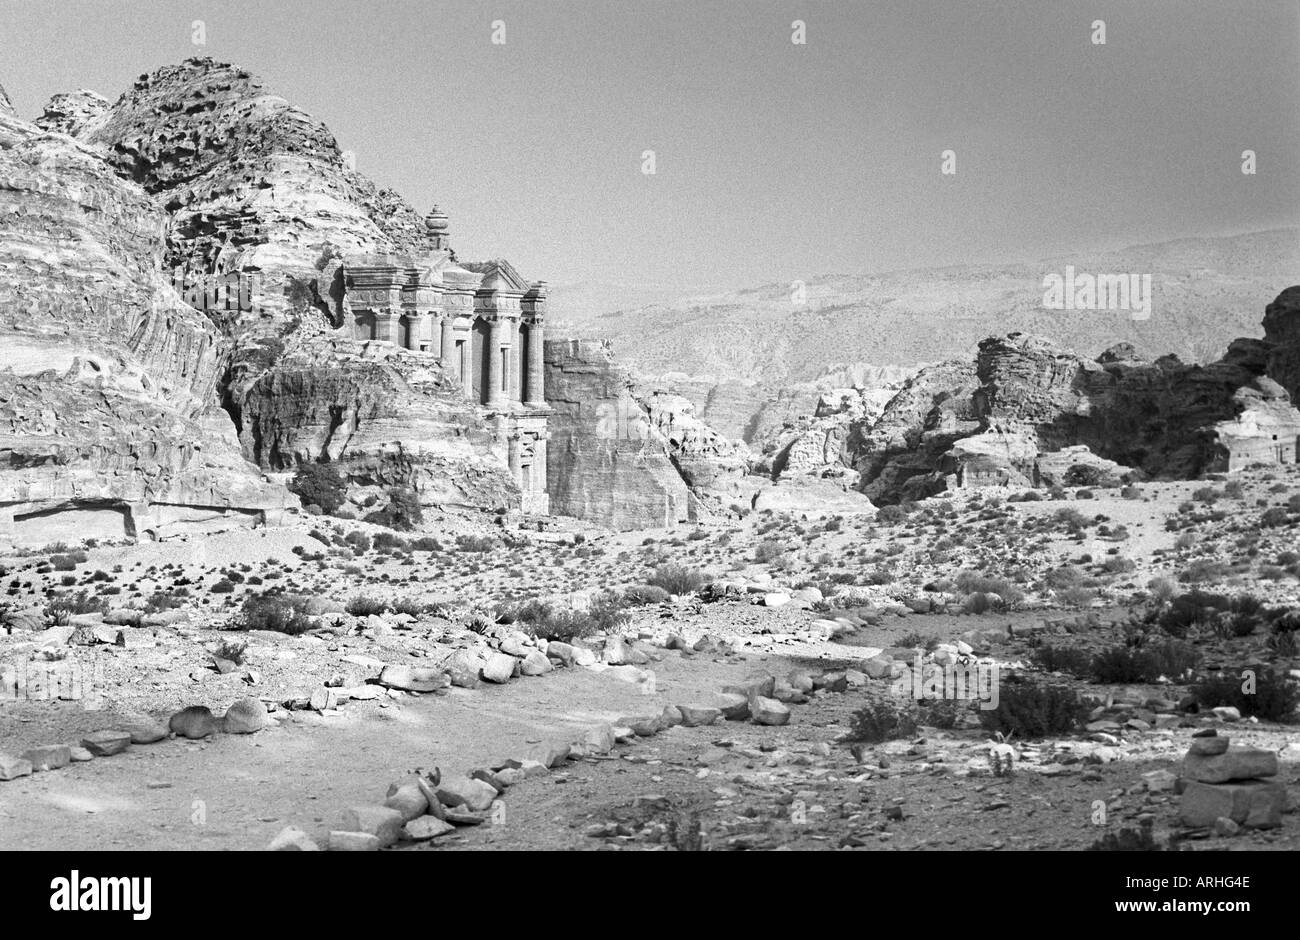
[460,338,473,398]
[439,316,453,363]
[405,314,425,351]
[511,319,523,402]
[487,318,506,408]
[525,320,546,407]
[374,311,398,344]
[508,435,521,477]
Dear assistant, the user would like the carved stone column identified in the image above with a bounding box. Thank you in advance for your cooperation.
[486,318,505,408]
[440,315,454,365]
[374,311,398,343]
[525,319,546,407]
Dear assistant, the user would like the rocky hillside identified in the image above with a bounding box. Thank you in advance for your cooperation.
[0,102,293,546]
[555,231,1300,444]
[851,290,1300,504]
[10,58,521,525]
[544,339,750,530]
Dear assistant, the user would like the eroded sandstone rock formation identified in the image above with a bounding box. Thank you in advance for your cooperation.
[852,291,1300,503]
[0,103,293,545]
[5,57,571,531]
[544,340,750,530]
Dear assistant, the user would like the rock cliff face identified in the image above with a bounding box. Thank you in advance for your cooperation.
[544,340,749,529]
[1263,286,1300,404]
[0,82,14,119]
[852,291,1300,502]
[35,57,516,518]
[0,105,292,546]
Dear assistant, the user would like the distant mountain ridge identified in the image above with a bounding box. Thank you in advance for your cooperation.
[550,228,1300,385]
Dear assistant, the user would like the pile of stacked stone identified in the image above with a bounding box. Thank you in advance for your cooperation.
[1178,731,1285,835]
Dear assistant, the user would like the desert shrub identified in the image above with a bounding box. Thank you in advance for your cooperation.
[1090,645,1153,683]
[390,596,426,617]
[289,462,347,514]
[753,540,787,564]
[1052,508,1089,532]
[1177,559,1228,583]
[210,579,236,594]
[1223,480,1245,499]
[364,485,423,531]
[1120,485,1142,499]
[1059,586,1097,609]
[1260,507,1291,528]
[45,590,106,621]
[961,592,1001,614]
[1089,639,1200,684]
[1190,669,1300,722]
[411,536,442,552]
[346,595,388,617]
[144,589,188,614]
[874,505,906,524]
[1032,644,1092,677]
[1147,576,1177,602]
[1192,486,1220,504]
[343,530,372,555]
[622,584,671,606]
[1100,556,1137,574]
[954,571,1023,608]
[646,563,706,595]
[849,700,918,743]
[456,535,494,553]
[917,698,962,729]
[234,591,314,635]
[977,676,1089,738]
[502,591,628,641]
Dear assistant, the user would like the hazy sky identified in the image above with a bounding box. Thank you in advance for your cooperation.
[2,0,1297,291]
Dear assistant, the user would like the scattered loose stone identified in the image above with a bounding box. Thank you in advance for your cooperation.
[268,826,320,851]
[169,705,222,739]
[21,744,71,771]
[1189,736,1230,757]
[130,724,168,745]
[1179,779,1285,829]
[384,783,429,821]
[435,777,498,812]
[678,705,721,727]
[80,730,131,756]
[403,816,455,841]
[481,653,516,684]
[1182,746,1278,784]
[223,697,270,734]
[751,696,791,726]
[378,664,446,693]
[339,806,404,847]
[0,752,33,781]
[328,831,382,852]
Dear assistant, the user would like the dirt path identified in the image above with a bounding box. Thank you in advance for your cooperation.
[0,645,796,850]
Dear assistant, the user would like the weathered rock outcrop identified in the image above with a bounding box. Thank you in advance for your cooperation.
[239,330,516,511]
[0,82,14,119]
[758,385,899,481]
[544,339,748,529]
[1263,286,1300,404]
[41,58,516,517]
[853,292,1300,502]
[853,360,981,502]
[0,105,292,546]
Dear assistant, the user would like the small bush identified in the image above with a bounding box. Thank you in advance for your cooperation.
[622,584,671,606]
[1190,670,1300,722]
[849,700,918,743]
[977,676,1089,738]
[456,535,494,553]
[646,563,706,595]
[346,595,388,617]
[234,592,314,635]
[364,486,423,531]
[289,463,347,514]
[210,579,236,594]
[1032,644,1092,677]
